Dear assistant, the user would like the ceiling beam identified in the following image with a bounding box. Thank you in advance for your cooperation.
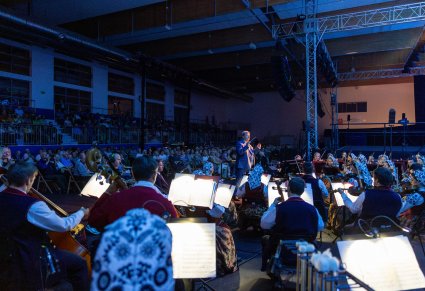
[30,0,167,25]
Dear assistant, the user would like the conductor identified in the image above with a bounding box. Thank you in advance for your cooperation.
[235,130,261,182]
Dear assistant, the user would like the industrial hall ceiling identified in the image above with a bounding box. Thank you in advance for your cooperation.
[1,0,425,93]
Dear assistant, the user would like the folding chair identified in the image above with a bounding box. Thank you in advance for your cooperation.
[35,171,53,194]
[65,168,81,194]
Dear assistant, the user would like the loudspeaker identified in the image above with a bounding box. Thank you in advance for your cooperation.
[347,114,351,122]
[271,56,295,102]
[388,108,396,124]
[414,75,425,123]
[317,99,325,118]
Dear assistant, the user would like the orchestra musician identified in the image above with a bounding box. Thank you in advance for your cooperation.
[302,162,329,222]
[154,159,170,194]
[260,177,324,271]
[338,167,424,229]
[0,161,90,290]
[313,151,322,162]
[88,156,178,231]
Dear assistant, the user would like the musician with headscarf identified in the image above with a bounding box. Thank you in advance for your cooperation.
[91,208,174,291]
[399,166,425,229]
[236,164,268,231]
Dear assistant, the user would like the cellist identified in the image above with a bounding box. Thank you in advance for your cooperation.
[0,161,90,290]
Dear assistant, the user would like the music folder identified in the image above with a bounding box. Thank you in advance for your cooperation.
[167,222,216,279]
[80,174,110,198]
[238,173,271,188]
[337,235,425,291]
[214,183,235,208]
[168,174,217,209]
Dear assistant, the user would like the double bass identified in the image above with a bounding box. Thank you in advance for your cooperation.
[0,175,91,273]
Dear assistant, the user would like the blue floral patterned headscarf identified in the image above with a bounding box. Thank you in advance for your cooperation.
[91,208,174,291]
[248,164,264,190]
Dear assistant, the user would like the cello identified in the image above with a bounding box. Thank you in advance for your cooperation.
[0,175,91,273]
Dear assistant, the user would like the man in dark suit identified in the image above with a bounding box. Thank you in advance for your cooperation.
[235,130,261,182]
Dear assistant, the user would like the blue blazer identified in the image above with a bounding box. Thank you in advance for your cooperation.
[236,139,254,171]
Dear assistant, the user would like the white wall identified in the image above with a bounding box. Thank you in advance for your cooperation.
[190,82,415,145]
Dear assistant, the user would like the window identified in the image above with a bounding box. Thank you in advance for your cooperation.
[0,76,30,106]
[54,58,92,87]
[146,102,164,121]
[0,43,31,76]
[338,102,367,113]
[54,86,91,113]
[146,82,165,102]
[108,96,134,116]
[108,72,134,95]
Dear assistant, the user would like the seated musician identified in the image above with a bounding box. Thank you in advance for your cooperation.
[399,165,425,228]
[88,156,178,232]
[154,159,170,194]
[338,167,424,231]
[260,177,324,271]
[302,162,329,222]
[0,161,90,290]
[236,164,268,231]
[313,151,322,162]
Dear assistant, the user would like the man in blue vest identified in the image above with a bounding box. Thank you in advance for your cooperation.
[260,177,324,270]
[302,162,329,222]
[338,167,410,221]
[0,161,90,290]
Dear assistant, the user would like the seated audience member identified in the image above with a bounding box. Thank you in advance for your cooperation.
[338,167,424,229]
[88,156,178,231]
[0,162,90,290]
[74,152,93,177]
[155,159,170,194]
[60,151,74,169]
[91,208,174,291]
[1,147,14,170]
[260,177,324,270]
[36,151,67,194]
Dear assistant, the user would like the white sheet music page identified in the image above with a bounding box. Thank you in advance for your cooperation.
[267,182,288,207]
[168,174,194,206]
[331,182,357,207]
[261,174,271,185]
[214,183,235,208]
[190,178,216,209]
[81,174,110,198]
[168,223,216,279]
[301,184,314,205]
[238,175,249,188]
[337,235,425,291]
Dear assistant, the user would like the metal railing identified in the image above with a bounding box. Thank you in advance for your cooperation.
[0,123,59,145]
[64,126,141,145]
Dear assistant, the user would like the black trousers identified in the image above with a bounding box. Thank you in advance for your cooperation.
[54,249,89,291]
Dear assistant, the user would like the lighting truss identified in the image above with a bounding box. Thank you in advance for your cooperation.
[272,1,425,38]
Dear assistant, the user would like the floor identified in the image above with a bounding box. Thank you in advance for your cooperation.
[46,192,425,291]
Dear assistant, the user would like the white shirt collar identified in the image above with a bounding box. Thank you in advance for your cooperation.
[133,180,167,198]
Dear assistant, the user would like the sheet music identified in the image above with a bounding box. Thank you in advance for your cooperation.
[337,235,425,291]
[168,174,216,209]
[168,174,193,207]
[301,184,314,205]
[261,174,271,185]
[190,178,216,209]
[167,223,216,279]
[267,182,288,207]
[214,183,235,208]
[80,174,110,198]
[331,182,358,207]
[238,175,249,188]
